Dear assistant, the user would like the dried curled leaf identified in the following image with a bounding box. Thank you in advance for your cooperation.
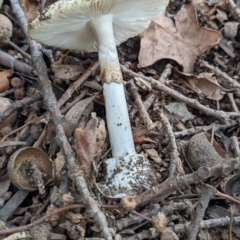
[75,113,106,177]
[144,148,162,163]
[94,118,106,154]
[75,121,97,177]
[172,67,227,100]
[161,228,179,240]
[54,64,85,84]
[66,211,84,224]
[0,69,11,93]
[45,207,62,227]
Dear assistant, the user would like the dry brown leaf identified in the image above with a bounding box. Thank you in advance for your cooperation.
[144,148,162,163]
[21,0,39,21]
[76,225,86,238]
[66,211,84,224]
[45,206,62,226]
[90,224,101,233]
[172,67,227,100]
[75,118,97,177]
[134,136,156,144]
[46,96,94,144]
[139,4,222,73]
[176,157,185,176]
[75,113,106,177]
[65,96,95,136]
[161,228,179,240]
[61,192,74,206]
[132,125,151,138]
[94,118,106,154]
[54,64,85,84]
[134,77,152,91]
[0,69,11,93]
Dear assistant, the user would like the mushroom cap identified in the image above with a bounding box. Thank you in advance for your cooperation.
[28,0,169,52]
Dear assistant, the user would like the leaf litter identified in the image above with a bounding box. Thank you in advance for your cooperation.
[139,4,222,73]
[1,0,240,240]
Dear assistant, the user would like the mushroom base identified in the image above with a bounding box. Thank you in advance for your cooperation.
[99,154,157,198]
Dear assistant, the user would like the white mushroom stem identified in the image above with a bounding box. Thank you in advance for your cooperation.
[90,15,136,158]
[90,15,156,197]
[104,83,136,157]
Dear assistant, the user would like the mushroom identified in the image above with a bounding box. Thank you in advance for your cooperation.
[28,0,169,197]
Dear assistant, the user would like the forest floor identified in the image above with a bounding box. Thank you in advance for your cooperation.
[1,0,240,239]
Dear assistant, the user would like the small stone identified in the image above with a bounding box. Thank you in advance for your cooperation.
[223,22,239,38]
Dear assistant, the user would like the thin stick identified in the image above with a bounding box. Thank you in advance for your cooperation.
[210,123,215,145]
[128,80,153,129]
[8,41,31,60]
[158,108,179,178]
[216,190,240,205]
[187,184,216,240]
[200,60,240,89]
[229,206,233,240]
[0,116,39,142]
[131,210,151,221]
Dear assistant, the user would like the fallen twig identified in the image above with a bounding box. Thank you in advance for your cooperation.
[200,60,240,89]
[0,50,33,75]
[174,120,238,138]
[187,184,216,240]
[128,80,154,129]
[173,216,240,233]
[158,108,179,178]
[228,93,238,112]
[230,136,240,157]
[0,93,42,124]
[0,114,39,142]
[228,0,240,21]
